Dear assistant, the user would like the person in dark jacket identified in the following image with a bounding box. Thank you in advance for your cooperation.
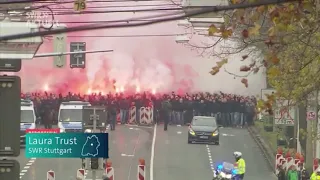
[43,106,54,129]
[119,98,130,124]
[299,166,309,180]
[161,100,172,131]
[108,101,117,130]
[277,164,286,180]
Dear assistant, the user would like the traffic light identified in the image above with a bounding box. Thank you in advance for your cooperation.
[91,158,99,169]
[0,159,20,180]
[0,76,21,156]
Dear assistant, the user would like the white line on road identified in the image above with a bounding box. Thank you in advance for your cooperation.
[206,144,215,175]
[121,153,134,157]
[150,123,157,180]
[19,158,37,179]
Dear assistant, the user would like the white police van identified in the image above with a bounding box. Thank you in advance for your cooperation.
[58,101,91,133]
[20,99,37,145]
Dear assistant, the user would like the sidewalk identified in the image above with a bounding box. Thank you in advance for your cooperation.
[247,122,277,173]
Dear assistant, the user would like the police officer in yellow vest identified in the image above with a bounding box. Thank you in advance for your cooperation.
[234,151,246,179]
[311,168,320,180]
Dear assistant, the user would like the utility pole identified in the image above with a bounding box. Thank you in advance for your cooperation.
[306,91,318,171]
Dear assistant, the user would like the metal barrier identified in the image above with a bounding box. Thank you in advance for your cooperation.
[106,161,114,180]
[275,153,286,174]
[139,106,153,125]
[314,158,319,171]
[116,110,121,124]
[137,159,145,180]
[47,170,55,180]
[76,169,85,180]
[275,151,305,174]
[128,106,137,124]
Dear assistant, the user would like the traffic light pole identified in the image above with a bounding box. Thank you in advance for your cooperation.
[33,49,113,58]
[92,107,97,180]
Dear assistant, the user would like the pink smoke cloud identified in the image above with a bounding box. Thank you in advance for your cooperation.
[16,1,265,96]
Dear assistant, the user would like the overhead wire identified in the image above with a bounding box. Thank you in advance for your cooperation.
[66,34,190,38]
[35,7,183,16]
[0,0,174,5]
[0,0,300,41]
[44,4,177,10]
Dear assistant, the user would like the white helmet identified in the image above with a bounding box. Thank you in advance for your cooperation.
[233,151,242,158]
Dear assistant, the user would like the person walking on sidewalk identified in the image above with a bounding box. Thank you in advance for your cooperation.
[310,167,320,180]
[287,165,298,180]
[277,164,286,180]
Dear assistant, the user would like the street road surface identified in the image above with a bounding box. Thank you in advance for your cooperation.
[16,125,275,180]
[17,125,153,180]
[153,125,276,180]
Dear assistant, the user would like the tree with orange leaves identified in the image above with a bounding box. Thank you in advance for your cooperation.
[206,0,320,113]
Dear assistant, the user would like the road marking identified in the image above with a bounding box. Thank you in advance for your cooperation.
[177,125,181,127]
[125,124,153,129]
[19,158,37,179]
[121,153,134,157]
[206,144,215,175]
[150,123,157,180]
[222,133,235,137]
[177,131,182,134]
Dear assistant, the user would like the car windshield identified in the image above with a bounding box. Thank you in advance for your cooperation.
[192,118,216,126]
[59,109,82,122]
[21,110,35,123]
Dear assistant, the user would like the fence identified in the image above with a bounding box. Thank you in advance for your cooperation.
[116,106,154,126]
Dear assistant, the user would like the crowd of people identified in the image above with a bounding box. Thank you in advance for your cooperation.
[21,91,257,128]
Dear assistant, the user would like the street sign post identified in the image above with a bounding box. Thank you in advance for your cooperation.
[82,106,107,180]
[0,159,20,180]
[274,99,295,126]
[74,0,87,11]
[307,110,317,121]
[53,31,67,68]
[70,42,86,69]
[0,76,21,156]
[82,106,107,131]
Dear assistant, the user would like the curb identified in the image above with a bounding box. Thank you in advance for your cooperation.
[247,126,276,173]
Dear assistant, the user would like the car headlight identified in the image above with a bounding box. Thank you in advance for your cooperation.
[85,129,92,133]
[189,128,195,136]
[60,128,65,133]
[212,131,219,136]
